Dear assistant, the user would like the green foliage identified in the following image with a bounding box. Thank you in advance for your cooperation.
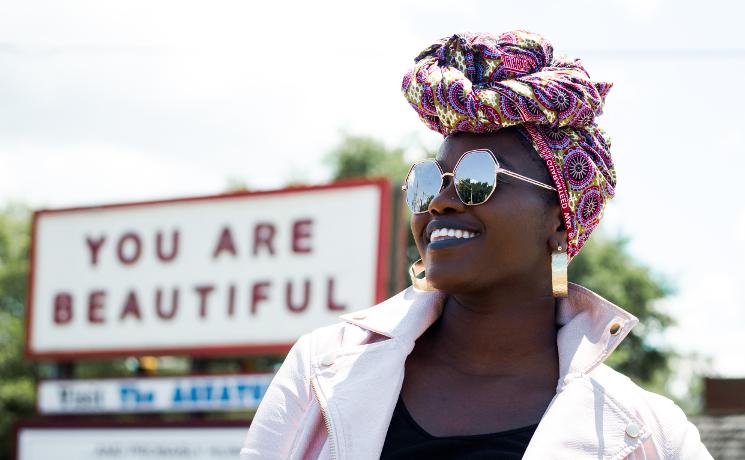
[455,179,493,205]
[569,234,675,393]
[0,205,35,460]
[0,205,29,316]
[224,176,250,192]
[325,133,412,182]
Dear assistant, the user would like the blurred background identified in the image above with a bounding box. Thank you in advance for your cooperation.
[2,0,744,458]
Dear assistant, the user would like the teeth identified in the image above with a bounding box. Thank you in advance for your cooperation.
[430,228,479,242]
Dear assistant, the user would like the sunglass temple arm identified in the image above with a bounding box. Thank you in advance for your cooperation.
[499,169,557,192]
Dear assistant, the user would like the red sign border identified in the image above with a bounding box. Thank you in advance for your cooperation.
[25,178,391,360]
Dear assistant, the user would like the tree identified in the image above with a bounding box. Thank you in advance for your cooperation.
[569,234,675,394]
[325,134,678,395]
[325,133,413,183]
[0,205,35,460]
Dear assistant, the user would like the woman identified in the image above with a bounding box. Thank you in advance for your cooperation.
[241,30,712,459]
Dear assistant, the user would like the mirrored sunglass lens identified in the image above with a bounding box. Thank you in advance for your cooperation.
[454,151,497,205]
[406,161,441,212]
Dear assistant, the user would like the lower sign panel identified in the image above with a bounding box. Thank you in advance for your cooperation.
[37,374,274,414]
[17,423,248,460]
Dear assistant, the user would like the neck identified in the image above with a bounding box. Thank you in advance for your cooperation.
[425,276,559,378]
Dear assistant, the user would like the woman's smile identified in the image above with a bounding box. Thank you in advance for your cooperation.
[430,228,478,241]
[425,219,481,250]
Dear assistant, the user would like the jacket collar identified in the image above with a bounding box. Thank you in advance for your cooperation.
[339,282,639,388]
[318,283,647,459]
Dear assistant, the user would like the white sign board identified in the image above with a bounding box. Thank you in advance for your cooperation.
[27,180,389,358]
[37,373,274,414]
[17,424,247,460]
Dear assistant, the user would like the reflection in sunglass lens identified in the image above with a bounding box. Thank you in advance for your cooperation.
[454,150,497,205]
[406,161,442,213]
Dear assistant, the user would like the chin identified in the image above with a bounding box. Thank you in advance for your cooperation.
[424,265,476,294]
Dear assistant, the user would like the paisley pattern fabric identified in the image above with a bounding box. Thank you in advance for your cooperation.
[402,30,615,258]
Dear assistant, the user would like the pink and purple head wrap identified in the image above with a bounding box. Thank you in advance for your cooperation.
[401,30,615,258]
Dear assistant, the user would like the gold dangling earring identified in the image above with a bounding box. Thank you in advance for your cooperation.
[409,258,435,291]
[552,245,568,298]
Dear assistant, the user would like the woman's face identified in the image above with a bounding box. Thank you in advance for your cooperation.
[410,129,564,294]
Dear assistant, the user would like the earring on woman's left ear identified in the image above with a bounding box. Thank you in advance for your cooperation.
[551,246,569,298]
[409,258,436,291]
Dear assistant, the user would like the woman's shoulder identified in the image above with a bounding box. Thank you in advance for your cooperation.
[589,364,709,456]
[589,364,685,415]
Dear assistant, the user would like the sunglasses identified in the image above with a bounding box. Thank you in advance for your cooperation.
[401,149,557,214]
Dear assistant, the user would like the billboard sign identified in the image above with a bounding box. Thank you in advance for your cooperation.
[26,180,390,358]
[37,373,274,414]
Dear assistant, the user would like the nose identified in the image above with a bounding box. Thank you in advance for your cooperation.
[428,174,466,215]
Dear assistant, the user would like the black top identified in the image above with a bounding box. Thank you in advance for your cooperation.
[380,396,538,460]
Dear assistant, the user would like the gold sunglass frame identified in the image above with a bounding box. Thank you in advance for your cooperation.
[401,148,557,214]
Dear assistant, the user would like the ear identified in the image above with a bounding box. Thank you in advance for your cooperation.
[547,204,568,253]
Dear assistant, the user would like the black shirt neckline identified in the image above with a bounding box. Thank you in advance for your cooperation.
[397,395,540,441]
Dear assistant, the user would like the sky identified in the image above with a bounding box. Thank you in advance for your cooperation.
[1,0,744,383]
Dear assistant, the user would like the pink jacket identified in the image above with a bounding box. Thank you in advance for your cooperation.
[241,284,713,459]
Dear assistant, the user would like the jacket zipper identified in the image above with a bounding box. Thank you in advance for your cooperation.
[310,376,338,460]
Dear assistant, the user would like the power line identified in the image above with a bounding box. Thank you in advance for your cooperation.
[567,49,745,59]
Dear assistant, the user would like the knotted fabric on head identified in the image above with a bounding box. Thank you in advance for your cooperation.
[402,30,615,258]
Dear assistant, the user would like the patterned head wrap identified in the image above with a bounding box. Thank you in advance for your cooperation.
[402,30,615,258]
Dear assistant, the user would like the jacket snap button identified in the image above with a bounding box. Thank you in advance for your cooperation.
[609,322,622,335]
[353,313,366,320]
[625,422,640,438]
[321,351,336,367]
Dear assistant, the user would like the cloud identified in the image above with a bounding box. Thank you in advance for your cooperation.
[611,0,664,21]
[738,210,745,245]
[0,141,226,208]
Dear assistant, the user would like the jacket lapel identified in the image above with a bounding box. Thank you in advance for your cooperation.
[522,284,648,459]
[554,284,640,390]
[311,339,409,459]
[314,284,645,459]
[311,289,446,459]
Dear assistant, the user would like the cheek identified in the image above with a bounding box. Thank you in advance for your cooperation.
[481,199,548,251]
[410,215,428,255]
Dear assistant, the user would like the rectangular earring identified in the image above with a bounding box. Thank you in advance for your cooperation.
[551,250,568,297]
